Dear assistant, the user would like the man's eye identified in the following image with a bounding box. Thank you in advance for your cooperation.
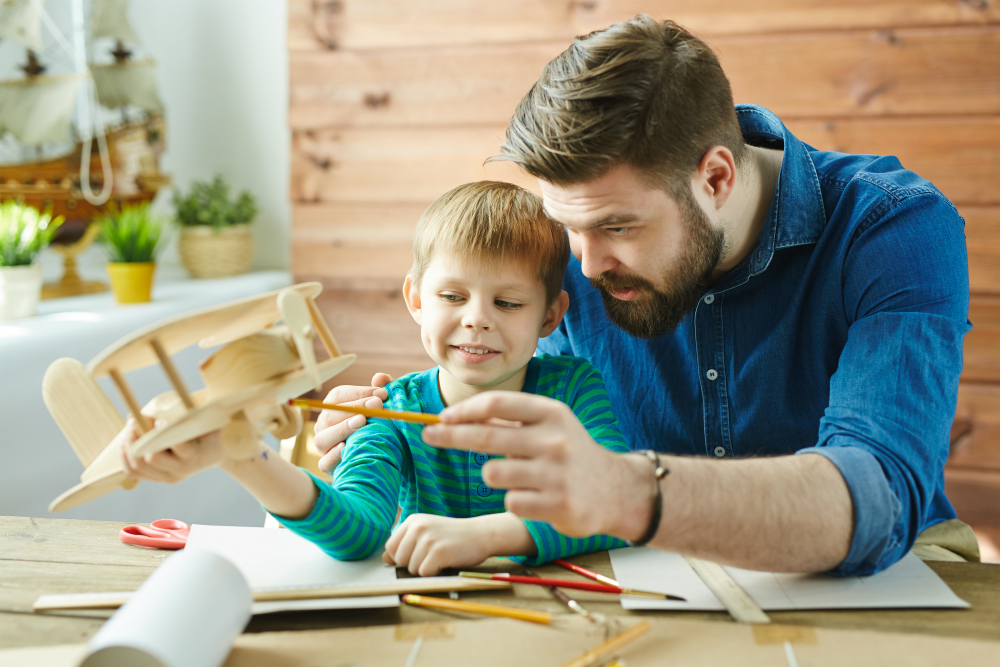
[495,300,522,309]
[608,227,629,236]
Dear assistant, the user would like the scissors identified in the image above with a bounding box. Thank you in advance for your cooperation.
[119,519,190,550]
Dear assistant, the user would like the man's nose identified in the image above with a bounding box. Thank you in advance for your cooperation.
[578,238,617,278]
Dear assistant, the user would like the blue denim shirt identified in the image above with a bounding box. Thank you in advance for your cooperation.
[538,104,971,576]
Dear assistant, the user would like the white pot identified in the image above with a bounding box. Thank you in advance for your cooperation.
[0,262,43,320]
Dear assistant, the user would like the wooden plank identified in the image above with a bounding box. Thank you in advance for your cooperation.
[944,468,1000,531]
[292,202,426,290]
[964,296,1000,384]
[293,202,996,296]
[288,27,1000,129]
[288,42,563,129]
[786,116,1000,206]
[289,117,997,206]
[288,0,1000,52]
[720,26,1000,117]
[307,288,435,393]
[950,383,1000,473]
[963,207,1000,296]
[290,126,537,204]
[0,517,166,568]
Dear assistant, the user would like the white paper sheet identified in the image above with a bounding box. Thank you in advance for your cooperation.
[185,524,399,614]
[609,548,970,611]
[82,550,251,667]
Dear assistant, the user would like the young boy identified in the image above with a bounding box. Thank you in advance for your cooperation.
[120,181,628,575]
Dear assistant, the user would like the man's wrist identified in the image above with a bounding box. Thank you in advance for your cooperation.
[609,453,659,542]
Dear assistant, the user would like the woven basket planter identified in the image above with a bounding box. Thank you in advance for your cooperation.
[178,225,253,278]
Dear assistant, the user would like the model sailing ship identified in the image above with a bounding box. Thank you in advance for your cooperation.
[0,0,170,296]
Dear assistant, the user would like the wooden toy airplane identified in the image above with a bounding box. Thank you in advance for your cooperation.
[43,283,355,512]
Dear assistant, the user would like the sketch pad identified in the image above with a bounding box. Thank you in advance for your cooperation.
[610,548,970,611]
[185,524,399,614]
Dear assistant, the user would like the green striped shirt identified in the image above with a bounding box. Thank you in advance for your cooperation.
[279,354,629,565]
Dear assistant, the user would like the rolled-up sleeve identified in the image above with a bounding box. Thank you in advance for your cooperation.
[797,191,970,576]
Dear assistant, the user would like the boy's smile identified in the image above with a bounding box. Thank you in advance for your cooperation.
[404,249,568,406]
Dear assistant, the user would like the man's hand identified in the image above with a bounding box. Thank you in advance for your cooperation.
[382,513,535,577]
[314,373,392,474]
[119,417,228,484]
[420,392,649,540]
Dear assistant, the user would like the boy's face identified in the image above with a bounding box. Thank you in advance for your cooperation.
[403,249,568,393]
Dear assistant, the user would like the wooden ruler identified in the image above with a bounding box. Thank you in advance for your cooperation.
[684,556,770,624]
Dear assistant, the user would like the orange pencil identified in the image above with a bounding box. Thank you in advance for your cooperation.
[289,398,441,425]
[401,594,553,625]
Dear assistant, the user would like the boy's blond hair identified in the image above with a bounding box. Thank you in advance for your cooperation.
[410,181,570,305]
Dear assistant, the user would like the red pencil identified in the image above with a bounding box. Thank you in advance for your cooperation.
[553,558,621,587]
[459,572,683,600]
[558,559,689,602]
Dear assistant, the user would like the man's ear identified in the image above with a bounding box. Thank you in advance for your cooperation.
[540,290,570,338]
[402,275,422,325]
[693,145,737,211]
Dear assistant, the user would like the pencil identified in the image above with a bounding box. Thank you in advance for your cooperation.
[288,398,441,425]
[552,559,686,601]
[460,572,682,600]
[521,566,594,621]
[401,593,553,625]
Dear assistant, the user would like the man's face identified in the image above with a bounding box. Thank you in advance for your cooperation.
[540,164,724,338]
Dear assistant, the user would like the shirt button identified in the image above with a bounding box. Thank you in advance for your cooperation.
[477,483,491,497]
[475,453,489,465]
[714,447,726,457]
[704,294,714,304]
[706,369,718,381]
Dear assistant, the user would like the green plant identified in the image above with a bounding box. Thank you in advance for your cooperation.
[0,201,64,267]
[172,175,257,231]
[97,202,165,263]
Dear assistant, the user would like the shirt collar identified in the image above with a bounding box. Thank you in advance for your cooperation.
[735,105,826,277]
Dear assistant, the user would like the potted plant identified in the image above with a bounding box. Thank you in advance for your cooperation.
[0,201,63,319]
[173,175,257,278]
[97,202,165,304]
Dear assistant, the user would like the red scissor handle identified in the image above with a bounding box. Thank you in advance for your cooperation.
[119,519,190,550]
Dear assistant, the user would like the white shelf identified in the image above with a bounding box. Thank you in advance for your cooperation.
[0,270,294,525]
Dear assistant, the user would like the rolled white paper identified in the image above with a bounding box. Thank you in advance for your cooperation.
[81,550,252,667]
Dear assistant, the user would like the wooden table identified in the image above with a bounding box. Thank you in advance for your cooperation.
[3,516,1000,650]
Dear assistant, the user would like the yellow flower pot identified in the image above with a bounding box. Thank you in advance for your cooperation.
[107,262,156,304]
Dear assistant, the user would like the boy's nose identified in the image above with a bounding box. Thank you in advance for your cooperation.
[462,301,494,330]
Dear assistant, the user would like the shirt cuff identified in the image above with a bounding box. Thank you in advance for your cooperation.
[796,443,902,576]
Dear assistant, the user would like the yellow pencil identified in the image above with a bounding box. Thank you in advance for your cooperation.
[401,594,553,625]
[289,398,441,425]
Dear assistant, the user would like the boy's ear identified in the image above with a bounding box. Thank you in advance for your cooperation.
[539,290,570,338]
[402,275,422,325]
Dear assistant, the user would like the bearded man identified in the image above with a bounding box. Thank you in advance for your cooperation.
[318,15,977,575]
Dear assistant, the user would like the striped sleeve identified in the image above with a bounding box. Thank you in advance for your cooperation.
[519,359,629,564]
[275,418,406,560]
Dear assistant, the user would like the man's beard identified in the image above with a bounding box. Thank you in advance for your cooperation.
[590,193,724,339]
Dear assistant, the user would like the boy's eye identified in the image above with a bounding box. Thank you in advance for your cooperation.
[495,300,523,309]
[440,294,465,302]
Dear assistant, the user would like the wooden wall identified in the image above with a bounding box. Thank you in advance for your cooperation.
[288,1,1000,555]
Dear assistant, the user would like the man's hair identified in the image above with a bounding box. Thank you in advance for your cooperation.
[496,15,745,197]
[410,181,570,305]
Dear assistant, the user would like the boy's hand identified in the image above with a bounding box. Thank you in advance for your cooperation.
[119,417,228,484]
[382,513,537,577]
[382,514,495,577]
[314,373,392,474]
